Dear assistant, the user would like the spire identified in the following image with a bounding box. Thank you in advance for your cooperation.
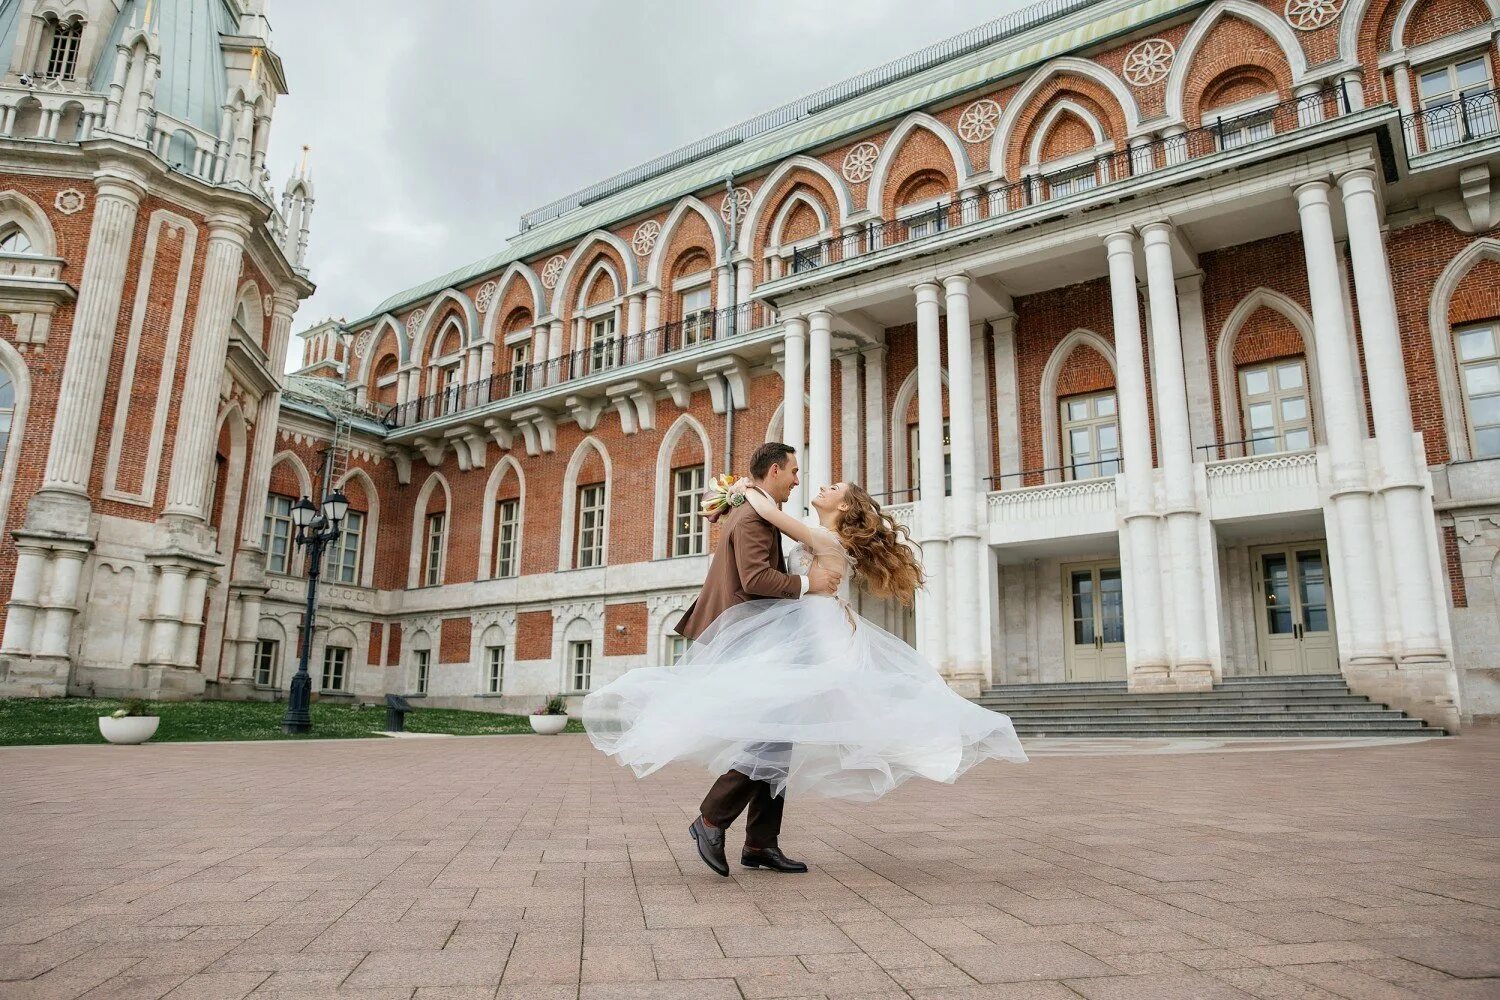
[298,143,310,178]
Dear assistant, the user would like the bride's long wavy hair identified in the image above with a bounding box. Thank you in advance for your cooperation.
[833,484,925,606]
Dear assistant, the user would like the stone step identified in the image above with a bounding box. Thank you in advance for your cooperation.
[1000,709,1418,723]
[1009,720,1440,735]
[1014,727,1438,737]
[982,675,1351,696]
[975,694,1381,710]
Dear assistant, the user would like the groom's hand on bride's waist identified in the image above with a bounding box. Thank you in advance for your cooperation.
[806,562,841,596]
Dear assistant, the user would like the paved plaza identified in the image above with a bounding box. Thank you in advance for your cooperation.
[1,731,1497,1000]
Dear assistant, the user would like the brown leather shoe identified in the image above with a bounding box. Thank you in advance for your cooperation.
[740,845,808,873]
[689,817,729,876]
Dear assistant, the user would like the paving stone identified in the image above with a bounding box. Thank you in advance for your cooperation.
[946,941,1118,983]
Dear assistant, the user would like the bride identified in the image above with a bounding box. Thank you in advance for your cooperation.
[582,479,1027,802]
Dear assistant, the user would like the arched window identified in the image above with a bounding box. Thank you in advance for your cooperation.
[0,226,34,255]
[0,366,14,470]
[481,625,506,694]
[1238,359,1311,454]
[44,18,82,81]
[1455,322,1500,457]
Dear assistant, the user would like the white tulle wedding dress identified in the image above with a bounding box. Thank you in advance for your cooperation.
[582,525,1027,802]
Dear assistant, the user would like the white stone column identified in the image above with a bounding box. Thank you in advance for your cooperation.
[1294,180,1389,664]
[547,318,565,384]
[37,551,84,659]
[991,313,1022,486]
[176,571,210,666]
[735,262,754,321]
[1175,273,1215,453]
[1105,231,1167,674]
[625,292,644,362]
[233,591,262,680]
[715,266,732,326]
[1339,169,1444,659]
[1141,223,1210,671]
[839,353,861,483]
[782,317,807,518]
[807,310,833,496]
[943,275,984,693]
[862,346,887,497]
[2,545,47,654]
[38,166,146,502]
[165,213,252,521]
[644,289,662,334]
[915,281,950,673]
[148,565,188,666]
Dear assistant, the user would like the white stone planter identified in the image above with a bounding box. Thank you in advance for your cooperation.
[98,716,160,745]
[529,715,568,735]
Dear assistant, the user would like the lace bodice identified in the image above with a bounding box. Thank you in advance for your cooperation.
[788,525,851,600]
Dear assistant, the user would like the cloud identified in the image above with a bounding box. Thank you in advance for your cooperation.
[266,0,1019,366]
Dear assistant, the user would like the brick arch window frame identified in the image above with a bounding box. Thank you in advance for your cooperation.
[1428,237,1500,462]
[573,257,624,374]
[328,468,379,589]
[558,437,613,570]
[890,364,952,498]
[479,455,526,579]
[264,451,314,577]
[767,189,832,277]
[427,315,467,409]
[0,336,32,542]
[407,473,452,588]
[1214,288,1326,459]
[1039,329,1119,484]
[1022,99,1112,204]
[889,169,954,245]
[652,413,714,560]
[1163,2,1309,124]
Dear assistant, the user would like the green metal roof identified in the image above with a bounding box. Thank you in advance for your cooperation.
[91,0,236,137]
[362,0,1194,324]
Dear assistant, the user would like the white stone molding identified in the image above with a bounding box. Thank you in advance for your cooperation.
[478,455,525,581]
[101,209,198,506]
[647,593,693,666]
[1165,1,1311,121]
[540,254,566,289]
[1026,99,1109,170]
[889,364,952,496]
[652,412,713,560]
[410,287,480,366]
[1284,0,1345,31]
[1214,287,1324,457]
[557,435,613,570]
[475,280,498,314]
[865,113,974,216]
[550,230,639,316]
[841,141,880,183]
[736,156,855,257]
[1338,0,1499,63]
[212,403,249,563]
[53,188,84,215]
[697,356,750,413]
[957,99,1003,143]
[574,258,622,312]
[993,58,1142,176]
[405,308,425,338]
[406,472,452,589]
[1122,39,1175,87]
[606,379,657,433]
[332,467,381,590]
[511,406,557,455]
[632,219,660,257]
[0,337,30,543]
[1429,237,1500,463]
[1038,328,1118,481]
[476,264,548,348]
[767,190,830,250]
[0,190,57,256]
[647,196,729,285]
[720,186,752,224]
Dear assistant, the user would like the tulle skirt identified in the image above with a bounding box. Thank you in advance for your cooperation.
[581,597,1028,802]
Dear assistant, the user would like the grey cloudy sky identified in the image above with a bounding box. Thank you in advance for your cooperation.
[265,1,1023,366]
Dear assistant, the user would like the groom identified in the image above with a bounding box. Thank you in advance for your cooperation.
[675,441,841,876]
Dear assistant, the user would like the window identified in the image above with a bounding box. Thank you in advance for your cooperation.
[0,227,33,255]
[324,509,364,584]
[1456,323,1500,458]
[576,484,605,568]
[509,342,530,395]
[414,649,430,695]
[902,205,948,241]
[1215,109,1275,151]
[569,640,593,692]
[44,20,82,80]
[321,645,348,692]
[0,367,11,473]
[672,466,706,557]
[1061,392,1120,480]
[1419,56,1497,148]
[666,634,689,666]
[494,498,520,577]
[679,286,712,346]
[1046,164,1099,199]
[485,645,505,693]
[906,421,952,497]
[424,512,446,586]
[589,315,618,372]
[1239,359,1311,455]
[263,494,295,574]
[440,364,461,413]
[254,638,279,687]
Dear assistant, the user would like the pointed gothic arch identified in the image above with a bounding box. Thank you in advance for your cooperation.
[333,466,381,589]
[1215,288,1324,456]
[738,156,855,257]
[551,231,639,316]
[478,262,547,343]
[411,288,480,365]
[891,364,952,495]
[557,436,614,569]
[865,112,975,217]
[1431,237,1500,461]
[647,196,729,286]
[478,454,527,579]
[1040,329,1118,480]
[652,413,713,559]
[1165,1,1309,122]
[407,472,453,588]
[993,58,1142,177]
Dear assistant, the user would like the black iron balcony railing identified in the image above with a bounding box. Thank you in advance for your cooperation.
[1401,86,1500,155]
[380,301,771,430]
[791,87,1357,275]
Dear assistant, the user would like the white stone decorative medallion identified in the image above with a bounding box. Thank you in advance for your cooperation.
[353,329,373,359]
[540,254,567,289]
[1121,38,1175,86]
[841,141,880,183]
[631,219,660,257]
[956,100,1002,143]
[405,308,425,336]
[475,280,498,314]
[263,294,274,314]
[54,188,85,215]
[1284,0,1344,30]
[719,187,752,224]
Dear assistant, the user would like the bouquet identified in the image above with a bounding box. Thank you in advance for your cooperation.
[699,472,748,524]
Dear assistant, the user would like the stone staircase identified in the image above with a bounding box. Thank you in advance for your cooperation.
[973,674,1447,738]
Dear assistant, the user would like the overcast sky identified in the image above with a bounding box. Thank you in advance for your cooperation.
[265,1,1024,367]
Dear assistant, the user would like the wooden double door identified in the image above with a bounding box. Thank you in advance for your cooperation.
[1063,561,1126,681]
[1252,542,1337,675]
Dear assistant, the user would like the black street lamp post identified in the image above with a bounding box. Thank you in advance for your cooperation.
[280,489,350,734]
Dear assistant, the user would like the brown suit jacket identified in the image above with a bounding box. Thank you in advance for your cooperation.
[674,489,800,641]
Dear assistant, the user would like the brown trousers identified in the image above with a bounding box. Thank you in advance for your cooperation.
[699,753,787,849]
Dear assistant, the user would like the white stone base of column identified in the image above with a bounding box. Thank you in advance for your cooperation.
[1128,664,1215,694]
[71,661,207,700]
[1343,659,1461,732]
[0,654,70,697]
